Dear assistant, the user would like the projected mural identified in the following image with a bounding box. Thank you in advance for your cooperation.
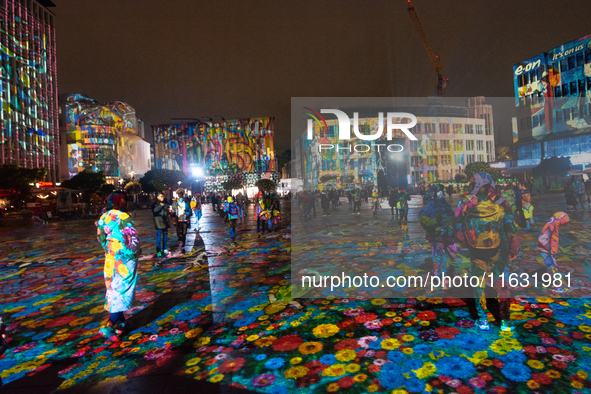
[152,118,276,177]
[63,95,149,179]
[0,1,59,181]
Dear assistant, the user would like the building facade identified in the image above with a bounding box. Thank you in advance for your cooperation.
[152,118,277,192]
[301,98,495,191]
[513,34,591,168]
[59,94,151,181]
[0,0,59,182]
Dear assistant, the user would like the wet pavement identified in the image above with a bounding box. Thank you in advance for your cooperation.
[1,195,591,393]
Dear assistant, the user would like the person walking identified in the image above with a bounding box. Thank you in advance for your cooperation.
[97,192,141,341]
[538,212,570,293]
[152,192,170,258]
[255,192,268,234]
[585,178,591,207]
[320,191,330,217]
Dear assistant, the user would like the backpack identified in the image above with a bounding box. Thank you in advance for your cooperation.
[462,200,503,250]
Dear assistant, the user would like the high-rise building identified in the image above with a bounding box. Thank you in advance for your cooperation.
[513,34,591,169]
[0,0,59,182]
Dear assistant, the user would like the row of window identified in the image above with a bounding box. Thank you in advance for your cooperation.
[408,139,491,153]
[324,122,490,137]
[410,153,488,168]
[516,49,591,88]
[522,103,591,130]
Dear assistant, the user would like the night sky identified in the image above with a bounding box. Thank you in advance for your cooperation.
[53,0,591,152]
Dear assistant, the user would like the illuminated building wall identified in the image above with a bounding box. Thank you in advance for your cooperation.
[513,34,591,167]
[0,0,59,182]
[59,94,150,180]
[302,101,494,189]
[152,118,277,191]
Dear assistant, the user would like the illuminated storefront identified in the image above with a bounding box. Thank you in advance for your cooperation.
[152,118,277,192]
[0,0,59,182]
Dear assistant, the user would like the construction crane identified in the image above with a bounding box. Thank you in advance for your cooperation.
[407,0,448,96]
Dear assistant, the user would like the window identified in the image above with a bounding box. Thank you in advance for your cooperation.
[555,86,561,97]
[582,105,588,117]
[580,79,586,95]
[568,55,576,70]
[454,140,464,151]
[560,58,568,72]
[570,81,577,95]
[562,84,569,96]
[577,52,584,67]
[476,140,484,151]
[425,123,431,134]
[453,124,463,134]
[533,116,539,127]
[539,114,545,125]
[477,154,484,162]
[466,124,474,134]
[440,140,450,151]
[476,125,483,134]
[564,108,570,121]
[466,140,475,151]
[556,110,563,122]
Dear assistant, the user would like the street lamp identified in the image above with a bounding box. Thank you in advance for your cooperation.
[129,171,135,179]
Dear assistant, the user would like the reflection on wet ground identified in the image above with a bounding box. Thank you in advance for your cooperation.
[1,195,591,393]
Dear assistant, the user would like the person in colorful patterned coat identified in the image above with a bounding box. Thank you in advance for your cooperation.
[538,211,570,293]
[223,196,240,242]
[96,192,141,341]
[456,173,520,331]
[418,184,457,277]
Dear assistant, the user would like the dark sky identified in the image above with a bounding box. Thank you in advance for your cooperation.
[53,0,591,152]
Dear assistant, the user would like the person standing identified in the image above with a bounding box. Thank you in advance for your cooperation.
[173,190,192,255]
[446,184,454,201]
[353,188,362,215]
[97,192,141,341]
[585,178,591,207]
[372,189,380,217]
[565,178,577,211]
[398,188,411,230]
[456,173,519,331]
[190,193,202,231]
[223,196,240,242]
[255,192,268,234]
[152,192,170,258]
[320,191,330,216]
[419,184,457,277]
[389,187,399,218]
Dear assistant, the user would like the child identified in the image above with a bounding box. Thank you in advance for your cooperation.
[270,198,281,230]
[538,212,570,293]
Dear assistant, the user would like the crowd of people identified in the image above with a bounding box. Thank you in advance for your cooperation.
[92,188,284,342]
[296,173,575,332]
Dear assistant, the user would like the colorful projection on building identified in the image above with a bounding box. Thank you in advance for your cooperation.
[513,34,591,138]
[0,1,58,180]
[64,95,145,178]
[152,118,276,177]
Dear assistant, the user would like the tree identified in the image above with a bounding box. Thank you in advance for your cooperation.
[533,156,571,177]
[454,173,467,183]
[124,180,142,198]
[256,179,277,192]
[221,178,244,192]
[61,170,106,193]
[0,164,47,209]
[100,183,116,194]
[139,169,188,193]
[464,162,502,181]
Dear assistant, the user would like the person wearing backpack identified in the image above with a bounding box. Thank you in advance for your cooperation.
[418,184,457,278]
[456,173,520,332]
[152,192,170,258]
[174,190,192,255]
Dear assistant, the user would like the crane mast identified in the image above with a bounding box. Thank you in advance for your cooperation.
[407,0,448,96]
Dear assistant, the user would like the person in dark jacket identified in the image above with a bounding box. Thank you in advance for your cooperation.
[152,192,170,257]
[320,192,330,216]
[389,187,399,218]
